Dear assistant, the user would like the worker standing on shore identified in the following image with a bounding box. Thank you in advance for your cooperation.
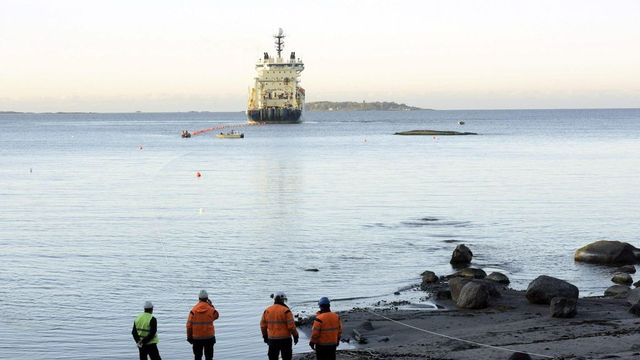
[309,297,342,360]
[132,301,162,360]
[186,290,219,360]
[260,291,299,360]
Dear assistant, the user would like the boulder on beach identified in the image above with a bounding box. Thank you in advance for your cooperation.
[525,275,579,305]
[450,277,500,302]
[450,244,473,265]
[449,277,471,301]
[574,240,640,265]
[604,285,630,299]
[626,288,640,305]
[420,270,439,290]
[486,272,510,285]
[629,303,640,317]
[550,297,577,318]
[634,280,640,288]
[449,267,487,279]
[456,282,490,309]
[611,272,633,285]
[617,265,636,274]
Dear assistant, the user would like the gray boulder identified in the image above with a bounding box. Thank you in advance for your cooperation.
[486,272,510,285]
[449,277,471,301]
[574,240,640,265]
[629,304,640,317]
[604,285,630,298]
[450,244,473,265]
[634,280,640,288]
[611,272,633,285]
[456,282,490,309]
[449,267,487,279]
[626,287,640,305]
[617,265,636,274]
[525,275,579,304]
[420,270,439,290]
[550,297,577,318]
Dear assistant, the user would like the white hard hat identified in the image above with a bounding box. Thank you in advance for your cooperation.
[199,289,209,299]
[273,291,287,301]
[144,301,153,309]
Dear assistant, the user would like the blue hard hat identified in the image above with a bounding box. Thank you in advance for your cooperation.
[318,297,330,306]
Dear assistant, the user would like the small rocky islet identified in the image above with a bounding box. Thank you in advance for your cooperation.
[295,240,640,359]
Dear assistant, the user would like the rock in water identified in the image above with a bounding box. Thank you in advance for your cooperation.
[525,275,579,304]
[450,244,473,265]
[550,297,577,318]
[611,272,633,285]
[604,285,630,298]
[448,267,487,279]
[617,265,636,274]
[420,270,439,290]
[456,282,490,309]
[508,352,532,360]
[486,272,511,285]
[574,240,640,265]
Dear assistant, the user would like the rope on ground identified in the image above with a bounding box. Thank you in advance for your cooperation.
[365,309,555,359]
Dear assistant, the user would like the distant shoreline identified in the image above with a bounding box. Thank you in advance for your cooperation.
[306,101,427,112]
[2,108,640,114]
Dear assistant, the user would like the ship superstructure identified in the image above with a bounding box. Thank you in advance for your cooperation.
[247,29,305,123]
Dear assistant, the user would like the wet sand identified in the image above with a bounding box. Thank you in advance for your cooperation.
[295,289,640,359]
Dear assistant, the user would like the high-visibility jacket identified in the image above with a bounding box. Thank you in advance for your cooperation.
[134,312,159,345]
[260,303,298,340]
[310,311,342,346]
[186,301,219,340]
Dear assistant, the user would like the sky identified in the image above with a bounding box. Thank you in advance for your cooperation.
[1,0,639,112]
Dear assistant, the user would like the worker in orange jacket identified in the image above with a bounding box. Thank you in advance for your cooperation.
[309,297,342,360]
[260,291,299,360]
[186,290,219,360]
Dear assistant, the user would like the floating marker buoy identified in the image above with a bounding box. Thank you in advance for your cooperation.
[139,145,143,150]
[196,171,202,178]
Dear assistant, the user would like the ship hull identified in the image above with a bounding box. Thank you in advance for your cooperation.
[247,108,302,124]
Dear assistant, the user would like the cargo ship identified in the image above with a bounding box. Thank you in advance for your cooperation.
[247,29,305,124]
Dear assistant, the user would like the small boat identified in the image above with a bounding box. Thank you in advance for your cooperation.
[181,130,192,138]
[216,130,244,139]
[458,121,465,125]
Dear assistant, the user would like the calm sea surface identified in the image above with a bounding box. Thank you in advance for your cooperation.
[1,109,639,359]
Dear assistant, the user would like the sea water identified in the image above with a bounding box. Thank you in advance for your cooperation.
[1,109,639,359]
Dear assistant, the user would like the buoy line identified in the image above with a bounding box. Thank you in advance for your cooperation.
[365,310,555,359]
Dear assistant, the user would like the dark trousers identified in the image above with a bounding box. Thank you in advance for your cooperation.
[315,345,337,360]
[138,343,162,360]
[267,338,292,360]
[192,337,215,360]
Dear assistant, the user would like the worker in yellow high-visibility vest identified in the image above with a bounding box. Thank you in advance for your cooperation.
[132,301,161,360]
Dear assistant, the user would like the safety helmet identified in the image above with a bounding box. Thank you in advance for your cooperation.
[318,297,330,306]
[272,291,287,302]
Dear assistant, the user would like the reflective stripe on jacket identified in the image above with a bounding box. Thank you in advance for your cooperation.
[260,303,298,340]
[186,301,219,340]
[310,311,342,346]
[134,312,159,345]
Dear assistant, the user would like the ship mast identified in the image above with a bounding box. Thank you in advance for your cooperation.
[274,28,285,58]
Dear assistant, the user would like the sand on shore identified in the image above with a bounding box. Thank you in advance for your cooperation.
[295,289,640,359]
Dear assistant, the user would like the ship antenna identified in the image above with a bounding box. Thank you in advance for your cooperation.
[274,28,285,58]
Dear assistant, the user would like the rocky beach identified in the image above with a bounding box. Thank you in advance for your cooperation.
[296,241,640,359]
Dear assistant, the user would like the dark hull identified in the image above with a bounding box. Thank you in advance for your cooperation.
[247,108,302,124]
